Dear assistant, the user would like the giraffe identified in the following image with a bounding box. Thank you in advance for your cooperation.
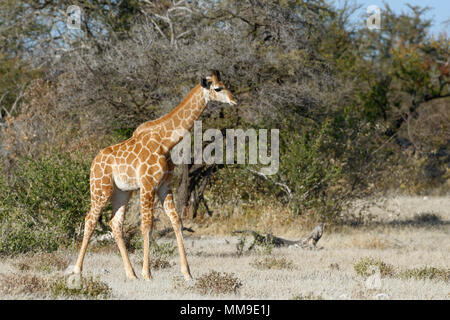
[72,70,236,280]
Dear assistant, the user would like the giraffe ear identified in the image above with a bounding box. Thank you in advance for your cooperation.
[201,78,211,89]
[211,70,221,81]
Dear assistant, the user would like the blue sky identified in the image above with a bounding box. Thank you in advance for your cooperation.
[337,0,450,36]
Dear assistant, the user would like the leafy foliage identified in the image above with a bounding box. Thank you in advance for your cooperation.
[0,153,91,254]
[50,274,111,299]
[353,257,395,278]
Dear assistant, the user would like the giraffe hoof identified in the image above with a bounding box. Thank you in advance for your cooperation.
[66,274,82,290]
[141,270,153,281]
[143,275,153,281]
[126,273,138,280]
[66,265,81,275]
[184,277,195,288]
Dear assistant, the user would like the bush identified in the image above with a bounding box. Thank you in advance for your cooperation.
[399,267,449,282]
[0,208,60,255]
[353,257,395,278]
[280,122,344,219]
[250,256,294,270]
[50,274,111,299]
[0,152,91,255]
[194,270,242,295]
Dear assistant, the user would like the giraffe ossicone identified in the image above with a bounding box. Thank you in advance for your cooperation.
[73,70,236,280]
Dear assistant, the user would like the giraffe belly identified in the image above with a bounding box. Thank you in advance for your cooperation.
[113,173,139,191]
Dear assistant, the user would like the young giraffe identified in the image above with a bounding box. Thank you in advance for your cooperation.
[73,70,236,280]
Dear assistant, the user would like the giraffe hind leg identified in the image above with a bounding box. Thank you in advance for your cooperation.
[109,187,137,279]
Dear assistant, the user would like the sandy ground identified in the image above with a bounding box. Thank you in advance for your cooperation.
[0,196,449,300]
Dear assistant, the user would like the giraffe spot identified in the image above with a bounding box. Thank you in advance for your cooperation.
[92,164,102,177]
[103,147,114,154]
[127,143,135,152]
[181,120,190,129]
[149,154,158,164]
[161,139,172,148]
[148,164,159,175]
[126,166,135,177]
[124,155,133,165]
[94,180,102,190]
[134,143,142,154]
[103,165,112,175]
[164,130,172,139]
[140,148,150,160]
[127,153,136,163]
[139,164,148,176]
[159,157,167,168]
[142,134,150,145]
[140,176,155,190]
[166,120,175,132]
[102,176,110,185]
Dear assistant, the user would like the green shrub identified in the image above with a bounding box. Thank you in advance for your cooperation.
[399,267,449,282]
[194,270,242,295]
[0,208,59,255]
[50,274,111,299]
[353,257,395,277]
[279,122,344,219]
[250,256,294,270]
[149,239,176,259]
[0,152,91,255]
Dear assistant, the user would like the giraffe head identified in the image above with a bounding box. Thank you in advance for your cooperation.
[201,70,237,105]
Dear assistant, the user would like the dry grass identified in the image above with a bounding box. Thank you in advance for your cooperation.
[193,270,243,295]
[348,236,397,249]
[0,196,448,300]
[12,252,71,273]
[251,256,294,270]
[0,273,49,296]
[292,292,324,300]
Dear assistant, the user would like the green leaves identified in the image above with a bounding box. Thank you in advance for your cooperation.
[0,152,91,255]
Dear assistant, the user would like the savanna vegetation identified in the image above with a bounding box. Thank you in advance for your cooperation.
[0,0,448,257]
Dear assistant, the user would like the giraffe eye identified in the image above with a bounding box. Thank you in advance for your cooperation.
[214,87,223,92]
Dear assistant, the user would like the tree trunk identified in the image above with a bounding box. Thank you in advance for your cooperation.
[175,163,190,218]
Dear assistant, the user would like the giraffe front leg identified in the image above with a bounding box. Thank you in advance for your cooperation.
[158,182,192,281]
[74,189,111,274]
[140,189,155,280]
[74,208,101,274]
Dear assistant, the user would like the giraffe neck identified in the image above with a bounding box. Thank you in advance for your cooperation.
[133,84,208,147]
[173,84,207,128]
[162,84,208,150]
